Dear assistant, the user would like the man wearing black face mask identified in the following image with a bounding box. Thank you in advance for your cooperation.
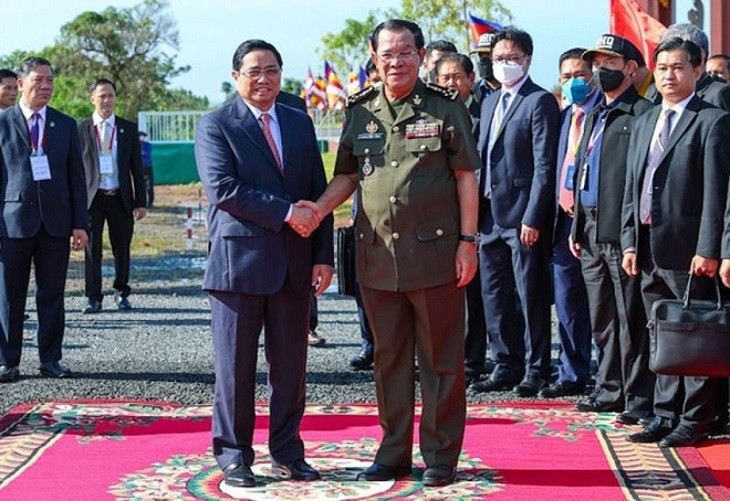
[470,33,501,105]
[569,35,653,426]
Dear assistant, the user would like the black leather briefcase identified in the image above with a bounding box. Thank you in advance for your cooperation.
[649,275,730,377]
[336,225,356,297]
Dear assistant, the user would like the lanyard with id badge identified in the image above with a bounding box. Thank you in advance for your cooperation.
[95,122,115,175]
[578,114,608,192]
[27,114,52,181]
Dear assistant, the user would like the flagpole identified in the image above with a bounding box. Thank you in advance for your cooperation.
[463,1,470,51]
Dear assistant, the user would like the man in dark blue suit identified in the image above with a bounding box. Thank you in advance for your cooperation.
[0,57,88,383]
[540,48,599,398]
[195,40,334,489]
[471,28,560,397]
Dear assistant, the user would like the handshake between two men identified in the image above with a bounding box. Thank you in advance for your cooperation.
[287,199,326,238]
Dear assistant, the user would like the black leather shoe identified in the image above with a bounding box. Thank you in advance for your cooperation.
[659,424,709,448]
[422,464,456,487]
[349,351,373,370]
[539,381,586,398]
[0,365,19,383]
[513,375,547,397]
[116,295,132,311]
[39,361,72,379]
[616,412,649,425]
[83,299,102,314]
[271,458,320,481]
[470,376,521,393]
[223,463,256,488]
[627,417,674,443]
[574,399,623,413]
[356,462,411,481]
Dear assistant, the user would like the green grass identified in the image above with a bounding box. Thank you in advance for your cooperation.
[322,151,352,224]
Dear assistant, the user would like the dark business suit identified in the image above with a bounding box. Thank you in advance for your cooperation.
[78,115,146,301]
[622,96,730,431]
[195,96,333,470]
[0,104,87,367]
[571,87,652,415]
[477,76,560,383]
[551,96,597,385]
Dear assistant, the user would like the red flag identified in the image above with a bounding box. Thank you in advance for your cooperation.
[609,0,666,69]
[468,13,504,46]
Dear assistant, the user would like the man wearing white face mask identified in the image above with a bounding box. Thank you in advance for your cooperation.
[471,28,560,398]
[569,35,653,426]
[540,48,602,399]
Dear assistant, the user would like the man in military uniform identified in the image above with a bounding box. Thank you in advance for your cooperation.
[311,19,481,487]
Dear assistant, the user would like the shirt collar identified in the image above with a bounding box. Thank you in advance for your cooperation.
[19,101,47,122]
[242,98,279,125]
[662,92,695,115]
[93,112,116,127]
[501,74,528,98]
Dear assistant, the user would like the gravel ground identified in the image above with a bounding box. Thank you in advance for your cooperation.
[0,254,587,416]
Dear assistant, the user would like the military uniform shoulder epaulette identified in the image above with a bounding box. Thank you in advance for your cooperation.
[346,86,378,108]
[425,82,459,101]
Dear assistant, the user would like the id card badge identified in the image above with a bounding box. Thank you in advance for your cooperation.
[579,162,589,191]
[30,155,52,181]
[564,164,576,191]
[99,153,114,175]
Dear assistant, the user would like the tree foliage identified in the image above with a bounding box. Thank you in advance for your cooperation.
[401,0,511,52]
[0,0,207,120]
[319,0,511,73]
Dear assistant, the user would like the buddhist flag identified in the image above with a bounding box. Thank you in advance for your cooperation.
[311,75,327,110]
[303,67,315,106]
[468,13,504,45]
[347,69,360,96]
[610,0,666,69]
[325,61,346,110]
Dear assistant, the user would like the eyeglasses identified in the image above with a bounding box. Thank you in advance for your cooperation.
[239,67,282,80]
[376,50,419,63]
[492,54,526,65]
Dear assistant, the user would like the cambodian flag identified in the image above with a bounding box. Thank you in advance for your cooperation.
[468,13,504,45]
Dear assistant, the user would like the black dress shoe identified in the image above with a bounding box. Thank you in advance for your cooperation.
[615,412,644,425]
[627,417,674,443]
[574,399,623,413]
[356,462,412,481]
[223,463,256,488]
[116,296,132,311]
[422,464,456,487]
[349,351,373,370]
[659,424,709,448]
[83,299,102,314]
[470,376,521,393]
[0,365,19,383]
[513,375,548,397]
[271,458,321,481]
[39,361,72,379]
[539,381,586,398]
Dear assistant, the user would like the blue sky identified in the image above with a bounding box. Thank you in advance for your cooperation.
[0,0,702,106]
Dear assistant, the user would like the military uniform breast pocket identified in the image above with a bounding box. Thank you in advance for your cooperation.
[353,139,385,179]
[405,136,442,157]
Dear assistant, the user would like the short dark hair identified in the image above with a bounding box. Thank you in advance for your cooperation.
[493,28,533,56]
[90,78,116,94]
[435,53,474,76]
[0,69,18,81]
[18,57,54,78]
[708,53,730,70]
[653,37,702,68]
[231,39,283,71]
[371,19,425,53]
[558,48,588,70]
[426,40,457,56]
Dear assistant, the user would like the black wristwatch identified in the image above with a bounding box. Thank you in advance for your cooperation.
[459,233,480,245]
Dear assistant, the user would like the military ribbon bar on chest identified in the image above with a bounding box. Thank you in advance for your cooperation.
[405,119,440,139]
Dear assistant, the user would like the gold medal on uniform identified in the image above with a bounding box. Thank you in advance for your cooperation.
[362,157,374,177]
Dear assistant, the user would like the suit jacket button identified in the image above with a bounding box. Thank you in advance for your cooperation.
[392,232,400,240]
[436,228,444,236]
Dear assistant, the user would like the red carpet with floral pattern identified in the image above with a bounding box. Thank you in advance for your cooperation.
[0,400,728,500]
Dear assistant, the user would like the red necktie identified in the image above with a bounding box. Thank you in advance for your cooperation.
[260,113,282,172]
[558,107,585,214]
